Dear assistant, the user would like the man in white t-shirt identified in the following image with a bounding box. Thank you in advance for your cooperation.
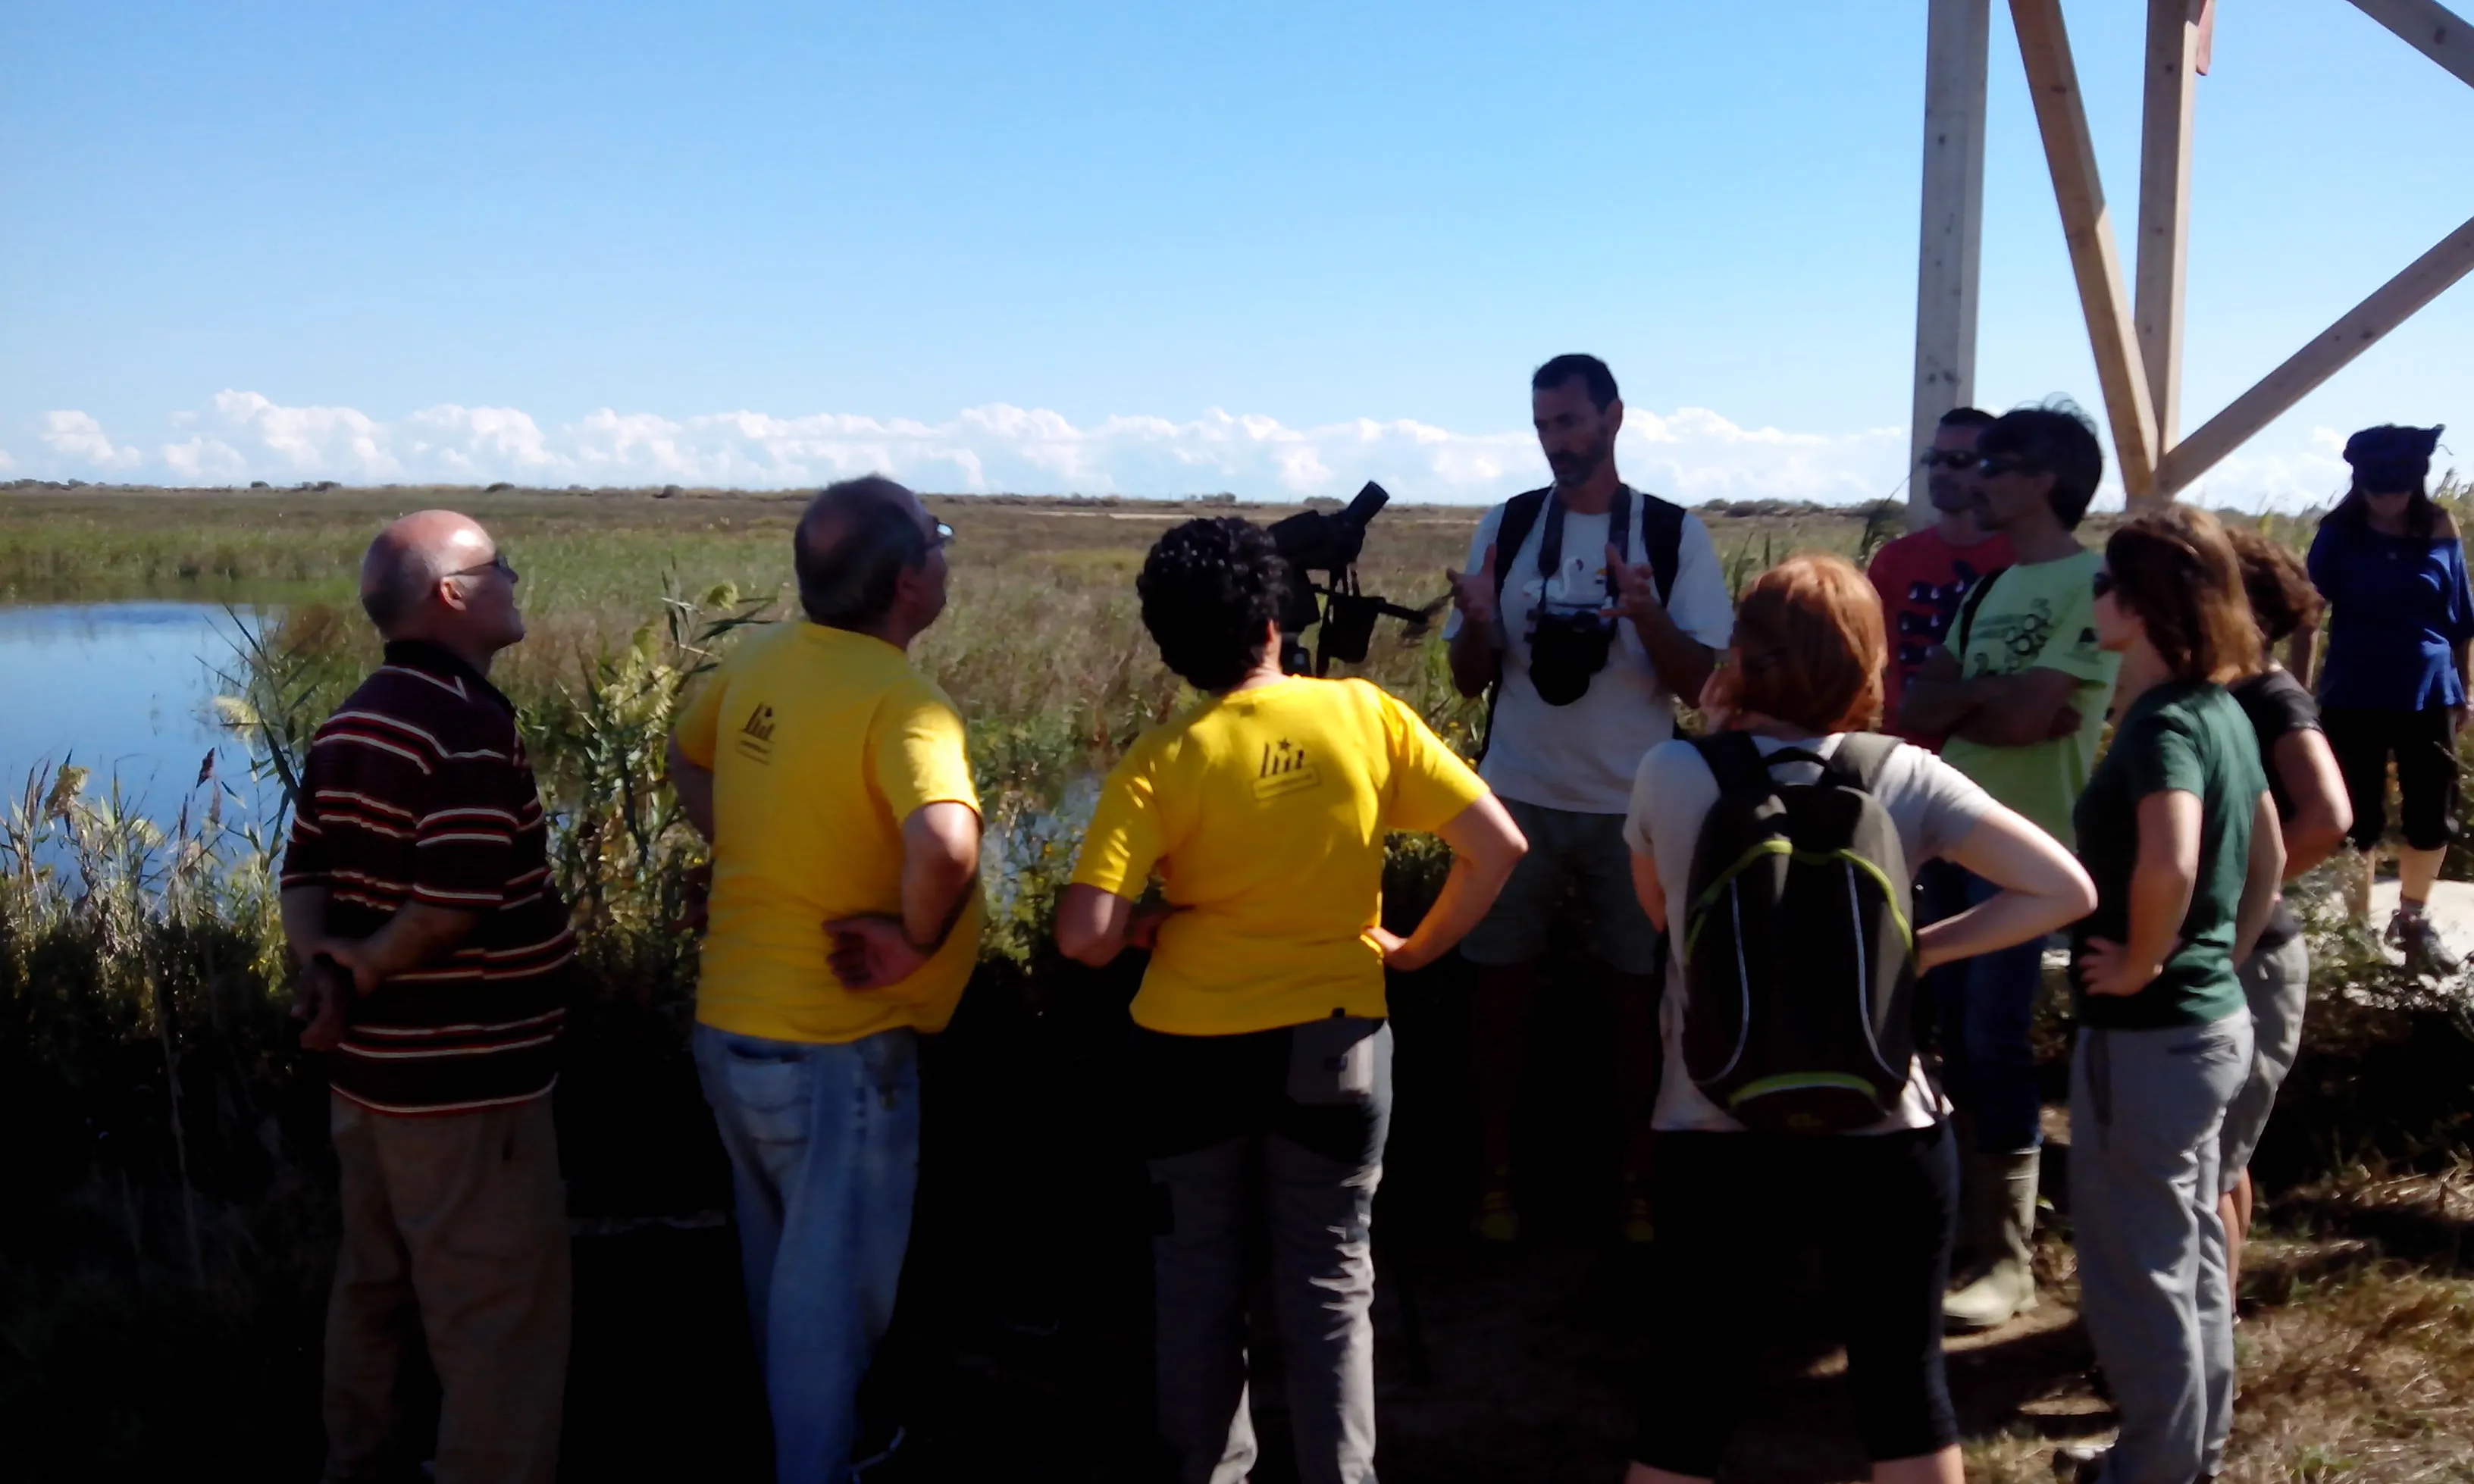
[1441,354,1735,1242]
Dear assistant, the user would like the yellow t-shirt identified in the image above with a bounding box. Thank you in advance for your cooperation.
[672,621,983,1044]
[1071,675,1489,1036]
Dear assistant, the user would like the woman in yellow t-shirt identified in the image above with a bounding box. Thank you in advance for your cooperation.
[1057,517,1526,1484]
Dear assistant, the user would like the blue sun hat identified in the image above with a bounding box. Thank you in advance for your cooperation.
[2343,424,2444,493]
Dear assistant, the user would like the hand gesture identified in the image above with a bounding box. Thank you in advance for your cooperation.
[1602,544,1662,625]
[1445,543,1500,630]
[2046,705,2084,740]
[825,913,929,991]
[2078,936,2170,998]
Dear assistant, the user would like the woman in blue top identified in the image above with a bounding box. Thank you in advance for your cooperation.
[2300,424,2472,968]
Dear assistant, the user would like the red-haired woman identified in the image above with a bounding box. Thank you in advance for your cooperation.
[1620,554,2094,1484]
[2061,506,2285,1484]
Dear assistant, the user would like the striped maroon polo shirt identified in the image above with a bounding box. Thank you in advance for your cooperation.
[279,640,575,1115]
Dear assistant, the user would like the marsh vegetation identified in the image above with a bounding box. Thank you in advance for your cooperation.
[2,484,2469,1481]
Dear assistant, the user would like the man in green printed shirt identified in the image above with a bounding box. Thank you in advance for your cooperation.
[1899,403,2122,1331]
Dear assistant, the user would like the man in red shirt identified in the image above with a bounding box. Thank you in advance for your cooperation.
[1868,406,2011,750]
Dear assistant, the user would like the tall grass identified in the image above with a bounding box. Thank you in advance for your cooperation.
[5,487,2469,1476]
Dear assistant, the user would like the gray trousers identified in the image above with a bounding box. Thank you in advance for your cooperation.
[2068,1010,2253,1484]
[2219,936,2309,1190]
[1148,1021,1391,1484]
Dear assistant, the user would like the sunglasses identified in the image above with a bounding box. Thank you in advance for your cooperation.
[1916,450,1977,471]
[2090,569,2115,599]
[1976,456,2040,479]
[448,552,518,584]
[930,520,956,550]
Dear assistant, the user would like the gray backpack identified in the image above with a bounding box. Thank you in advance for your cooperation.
[1679,731,1917,1133]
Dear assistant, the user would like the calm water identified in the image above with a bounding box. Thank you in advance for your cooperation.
[0,603,277,828]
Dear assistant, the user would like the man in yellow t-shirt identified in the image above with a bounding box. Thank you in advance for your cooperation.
[1056,518,1527,1484]
[666,477,981,1484]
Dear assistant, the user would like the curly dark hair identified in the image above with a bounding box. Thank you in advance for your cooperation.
[1137,517,1288,691]
[2222,524,2324,647]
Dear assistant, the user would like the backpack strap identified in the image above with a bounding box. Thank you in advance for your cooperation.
[1476,487,1553,763]
[1826,732,1904,795]
[1688,731,1772,799]
[1951,565,2009,656]
[1639,491,1686,608]
[1488,487,1553,606]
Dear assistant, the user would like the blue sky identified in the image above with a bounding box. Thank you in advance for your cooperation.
[2,0,2467,506]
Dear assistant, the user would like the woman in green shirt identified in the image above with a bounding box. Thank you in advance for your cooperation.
[2060,506,2284,1484]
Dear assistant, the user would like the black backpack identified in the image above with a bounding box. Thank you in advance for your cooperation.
[1677,731,1917,1134]
[1476,484,1686,759]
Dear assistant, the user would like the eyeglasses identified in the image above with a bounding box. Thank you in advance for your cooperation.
[448,552,518,585]
[1916,450,1976,471]
[1976,456,2038,479]
[2090,569,2115,599]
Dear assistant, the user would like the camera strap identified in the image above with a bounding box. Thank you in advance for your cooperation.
[1536,486,1634,598]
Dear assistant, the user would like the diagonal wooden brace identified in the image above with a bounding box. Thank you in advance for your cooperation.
[2011,0,2163,503]
[2157,213,2474,499]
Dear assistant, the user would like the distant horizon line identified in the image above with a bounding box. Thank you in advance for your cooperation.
[1,474,2369,521]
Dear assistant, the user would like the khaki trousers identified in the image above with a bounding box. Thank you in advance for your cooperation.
[323,1092,572,1484]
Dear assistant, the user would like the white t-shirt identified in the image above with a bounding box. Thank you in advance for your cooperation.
[1442,490,1734,816]
[1622,732,1996,1135]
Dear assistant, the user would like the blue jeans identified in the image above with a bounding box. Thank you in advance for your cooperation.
[694,1024,921,1484]
[1932,869,2046,1153]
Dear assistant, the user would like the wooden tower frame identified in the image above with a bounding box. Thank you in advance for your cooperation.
[1909,0,2474,516]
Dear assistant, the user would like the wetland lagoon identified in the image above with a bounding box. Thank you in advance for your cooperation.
[6,484,2471,1482]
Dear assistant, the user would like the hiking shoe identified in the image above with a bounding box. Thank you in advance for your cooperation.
[1620,1181,1655,1246]
[1472,1176,1520,1244]
[2389,912,2460,976]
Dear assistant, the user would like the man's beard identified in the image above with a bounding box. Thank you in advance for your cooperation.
[1549,443,1607,489]
[1928,474,1976,513]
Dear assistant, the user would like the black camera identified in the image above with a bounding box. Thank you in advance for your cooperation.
[1264,481,1437,676]
[1526,605,1617,706]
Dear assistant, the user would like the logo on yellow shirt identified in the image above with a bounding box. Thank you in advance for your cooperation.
[1253,738,1322,801]
[735,703,777,764]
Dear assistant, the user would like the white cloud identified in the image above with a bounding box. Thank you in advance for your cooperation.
[37,410,143,469]
[8,393,2380,510]
[2169,427,2353,513]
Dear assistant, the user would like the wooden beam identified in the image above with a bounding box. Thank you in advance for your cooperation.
[2347,0,2474,92]
[1910,0,1993,528]
[2011,0,2162,503]
[2135,0,2204,445]
[2157,212,2474,497]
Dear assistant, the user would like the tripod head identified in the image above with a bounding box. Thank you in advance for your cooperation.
[1264,481,1439,676]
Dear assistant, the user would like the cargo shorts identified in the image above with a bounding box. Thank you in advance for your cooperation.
[1458,797,1663,976]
